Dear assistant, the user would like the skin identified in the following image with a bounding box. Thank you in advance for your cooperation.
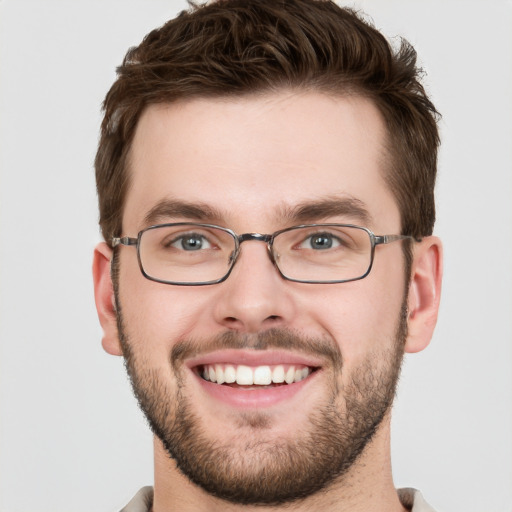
[93,91,442,512]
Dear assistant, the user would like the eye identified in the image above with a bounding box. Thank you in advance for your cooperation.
[301,232,341,250]
[170,233,212,251]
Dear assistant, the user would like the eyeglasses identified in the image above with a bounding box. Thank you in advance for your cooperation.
[112,223,416,286]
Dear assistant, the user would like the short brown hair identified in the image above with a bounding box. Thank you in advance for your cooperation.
[95,0,440,245]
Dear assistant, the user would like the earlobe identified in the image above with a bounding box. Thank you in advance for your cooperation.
[405,236,443,354]
[92,242,123,356]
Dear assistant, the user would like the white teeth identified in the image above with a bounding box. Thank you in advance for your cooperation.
[254,366,272,385]
[224,365,236,383]
[236,365,254,385]
[295,367,310,382]
[285,366,295,384]
[272,365,285,383]
[201,364,313,385]
[215,364,225,384]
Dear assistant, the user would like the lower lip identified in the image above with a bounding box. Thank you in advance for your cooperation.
[194,371,319,409]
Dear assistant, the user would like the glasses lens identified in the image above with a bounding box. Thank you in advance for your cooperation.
[273,225,372,283]
[139,224,236,284]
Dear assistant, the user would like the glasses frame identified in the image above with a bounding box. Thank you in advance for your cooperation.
[112,222,418,286]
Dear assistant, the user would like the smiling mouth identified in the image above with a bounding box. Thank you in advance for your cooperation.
[197,364,318,388]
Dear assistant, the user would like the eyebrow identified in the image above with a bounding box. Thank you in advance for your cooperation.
[282,196,372,225]
[143,199,224,227]
[142,195,372,229]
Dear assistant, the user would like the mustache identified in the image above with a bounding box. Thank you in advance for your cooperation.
[170,328,343,368]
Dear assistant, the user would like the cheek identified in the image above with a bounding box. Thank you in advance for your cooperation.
[117,255,220,359]
[303,263,406,364]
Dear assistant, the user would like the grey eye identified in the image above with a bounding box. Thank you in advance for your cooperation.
[172,234,212,251]
[302,233,340,250]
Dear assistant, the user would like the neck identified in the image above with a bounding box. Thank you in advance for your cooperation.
[151,413,407,512]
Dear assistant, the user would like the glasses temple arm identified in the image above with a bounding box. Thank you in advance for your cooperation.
[374,234,422,246]
[111,236,138,248]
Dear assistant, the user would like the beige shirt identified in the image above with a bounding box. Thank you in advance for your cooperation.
[120,486,437,511]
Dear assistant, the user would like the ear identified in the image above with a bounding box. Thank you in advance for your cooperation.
[92,242,123,356]
[405,236,443,354]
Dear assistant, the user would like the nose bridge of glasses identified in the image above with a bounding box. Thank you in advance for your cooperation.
[230,233,276,265]
[237,233,273,244]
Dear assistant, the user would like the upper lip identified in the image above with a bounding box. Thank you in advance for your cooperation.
[185,349,324,369]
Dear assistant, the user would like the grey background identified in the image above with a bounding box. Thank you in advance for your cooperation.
[1,1,511,511]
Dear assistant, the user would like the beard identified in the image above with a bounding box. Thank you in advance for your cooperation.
[115,294,407,506]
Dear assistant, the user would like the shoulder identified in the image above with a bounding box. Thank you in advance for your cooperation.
[119,486,154,512]
[398,488,437,512]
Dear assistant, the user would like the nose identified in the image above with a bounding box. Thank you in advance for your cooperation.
[213,240,297,333]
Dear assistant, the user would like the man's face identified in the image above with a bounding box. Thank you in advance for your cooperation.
[115,92,408,504]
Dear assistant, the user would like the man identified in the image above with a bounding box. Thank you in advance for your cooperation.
[92,1,443,510]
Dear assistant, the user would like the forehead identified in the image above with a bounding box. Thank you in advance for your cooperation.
[124,91,399,232]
